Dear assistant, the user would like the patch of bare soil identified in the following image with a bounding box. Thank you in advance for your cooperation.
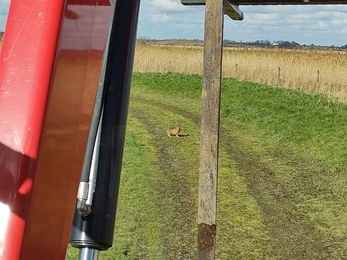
[128,95,337,259]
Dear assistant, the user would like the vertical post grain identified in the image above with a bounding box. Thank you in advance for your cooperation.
[198,0,224,259]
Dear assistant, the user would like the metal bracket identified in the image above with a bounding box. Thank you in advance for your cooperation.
[181,0,244,20]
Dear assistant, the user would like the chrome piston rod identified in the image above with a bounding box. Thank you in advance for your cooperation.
[79,247,99,260]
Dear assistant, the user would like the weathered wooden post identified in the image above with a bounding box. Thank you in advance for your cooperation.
[181,1,243,259]
[198,0,224,258]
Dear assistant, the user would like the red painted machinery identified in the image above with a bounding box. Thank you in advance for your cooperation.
[0,0,140,259]
[2,0,346,259]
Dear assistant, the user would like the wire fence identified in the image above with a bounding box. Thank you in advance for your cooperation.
[133,44,347,102]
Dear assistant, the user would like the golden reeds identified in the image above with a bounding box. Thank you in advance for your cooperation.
[2,37,346,102]
[134,43,347,103]
[134,43,204,75]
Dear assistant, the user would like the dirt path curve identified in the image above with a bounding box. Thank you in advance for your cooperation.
[222,133,332,259]
[128,95,334,259]
[129,98,199,259]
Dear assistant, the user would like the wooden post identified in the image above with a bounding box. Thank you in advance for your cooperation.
[198,0,224,259]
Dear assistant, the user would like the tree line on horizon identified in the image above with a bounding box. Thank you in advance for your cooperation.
[137,36,347,50]
[1,33,346,50]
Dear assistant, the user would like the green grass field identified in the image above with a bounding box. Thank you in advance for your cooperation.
[67,72,347,259]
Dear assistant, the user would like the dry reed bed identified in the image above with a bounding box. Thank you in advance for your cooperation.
[134,43,347,102]
[2,38,346,102]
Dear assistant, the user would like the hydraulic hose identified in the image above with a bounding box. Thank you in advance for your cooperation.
[70,0,141,251]
[75,22,112,217]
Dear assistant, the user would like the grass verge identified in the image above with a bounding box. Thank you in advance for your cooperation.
[67,72,347,259]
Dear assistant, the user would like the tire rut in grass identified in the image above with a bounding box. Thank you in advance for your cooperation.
[221,133,333,259]
[128,101,198,259]
[131,96,201,126]
[129,95,334,259]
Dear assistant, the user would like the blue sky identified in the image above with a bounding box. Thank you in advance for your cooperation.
[1,0,347,46]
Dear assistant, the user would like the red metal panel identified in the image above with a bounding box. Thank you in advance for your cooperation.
[0,1,65,259]
[20,1,112,259]
[0,0,112,259]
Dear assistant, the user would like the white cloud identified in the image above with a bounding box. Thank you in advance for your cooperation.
[0,0,9,14]
[137,0,205,39]
[151,0,186,12]
[0,0,10,31]
[222,5,347,45]
[151,13,171,23]
[1,0,347,46]
[207,4,346,45]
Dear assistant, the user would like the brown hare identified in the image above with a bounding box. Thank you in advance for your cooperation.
[167,123,180,137]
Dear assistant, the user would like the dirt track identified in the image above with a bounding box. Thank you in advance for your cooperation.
[128,95,337,259]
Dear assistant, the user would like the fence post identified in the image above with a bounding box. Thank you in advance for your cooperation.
[198,0,224,259]
[278,66,281,83]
